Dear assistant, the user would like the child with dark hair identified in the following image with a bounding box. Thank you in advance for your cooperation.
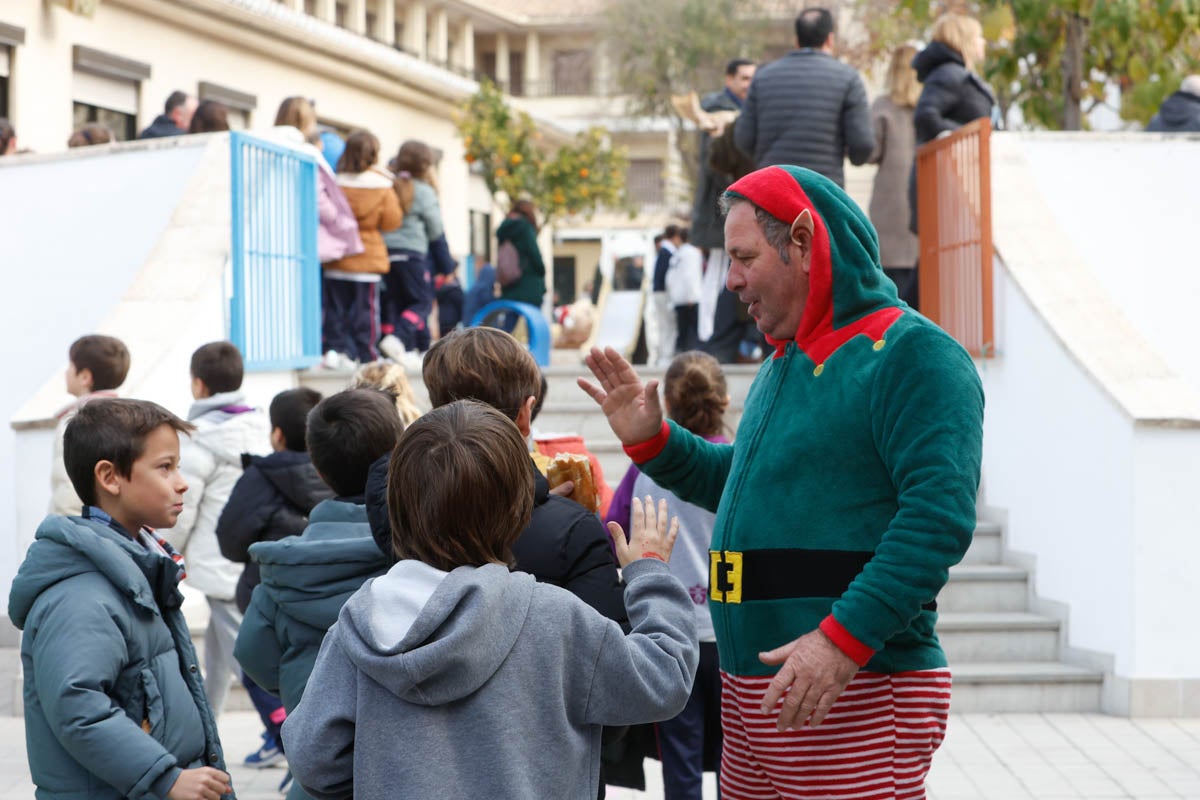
[285,400,698,799]
[378,139,448,359]
[50,334,131,516]
[8,398,234,800]
[216,387,332,770]
[605,351,731,800]
[322,130,402,368]
[167,340,271,721]
[235,388,401,800]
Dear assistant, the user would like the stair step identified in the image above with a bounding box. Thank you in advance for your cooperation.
[939,564,1028,613]
[937,612,1060,663]
[948,662,1103,713]
[961,521,1002,564]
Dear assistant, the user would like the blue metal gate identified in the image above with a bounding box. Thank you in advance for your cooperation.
[229,131,321,370]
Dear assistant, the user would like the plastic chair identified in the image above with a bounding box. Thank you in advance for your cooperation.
[469,300,551,367]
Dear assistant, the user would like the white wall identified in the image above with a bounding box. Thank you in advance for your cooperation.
[0,140,206,595]
[1016,137,1200,392]
[984,133,1200,711]
[1,136,301,602]
[981,265,1138,675]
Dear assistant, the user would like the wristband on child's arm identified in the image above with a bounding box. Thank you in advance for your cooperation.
[640,551,666,562]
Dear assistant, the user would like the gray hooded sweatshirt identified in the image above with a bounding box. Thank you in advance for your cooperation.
[282,557,698,800]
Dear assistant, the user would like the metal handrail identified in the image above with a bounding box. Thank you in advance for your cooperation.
[229,131,322,370]
[916,118,995,358]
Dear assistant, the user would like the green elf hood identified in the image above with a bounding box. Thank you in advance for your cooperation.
[724,165,902,364]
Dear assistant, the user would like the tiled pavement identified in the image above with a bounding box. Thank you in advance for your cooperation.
[2,712,1199,799]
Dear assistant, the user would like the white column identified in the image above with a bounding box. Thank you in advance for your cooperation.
[595,44,611,96]
[285,0,303,12]
[524,31,541,96]
[496,32,510,89]
[375,0,396,46]
[404,1,427,59]
[460,18,475,72]
[346,0,367,35]
[430,7,449,64]
[314,0,336,24]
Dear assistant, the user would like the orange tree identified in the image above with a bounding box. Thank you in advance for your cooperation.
[455,79,631,226]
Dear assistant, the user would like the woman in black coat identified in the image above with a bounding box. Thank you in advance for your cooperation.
[908,13,997,238]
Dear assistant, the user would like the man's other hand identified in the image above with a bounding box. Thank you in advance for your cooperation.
[758,628,859,730]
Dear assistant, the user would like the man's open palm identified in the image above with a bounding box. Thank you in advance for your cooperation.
[578,347,664,446]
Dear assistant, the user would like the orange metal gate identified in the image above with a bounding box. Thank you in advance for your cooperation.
[916,118,994,357]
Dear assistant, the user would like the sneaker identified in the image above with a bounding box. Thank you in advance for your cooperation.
[378,334,405,362]
[244,732,286,769]
[278,769,293,794]
[321,349,342,370]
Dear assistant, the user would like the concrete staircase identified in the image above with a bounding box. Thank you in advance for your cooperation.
[299,359,1104,713]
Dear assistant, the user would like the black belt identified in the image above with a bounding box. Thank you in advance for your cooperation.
[709,548,938,611]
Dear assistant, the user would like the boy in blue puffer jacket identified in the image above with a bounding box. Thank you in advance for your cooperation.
[8,398,233,800]
[234,388,401,800]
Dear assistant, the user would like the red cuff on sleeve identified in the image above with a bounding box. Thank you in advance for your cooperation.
[819,615,875,667]
[622,421,671,464]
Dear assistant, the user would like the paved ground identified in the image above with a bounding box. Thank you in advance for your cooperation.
[2,711,1199,798]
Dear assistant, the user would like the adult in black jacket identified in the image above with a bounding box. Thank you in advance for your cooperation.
[366,455,627,627]
[1147,76,1200,132]
[733,8,874,187]
[139,90,197,139]
[909,14,996,235]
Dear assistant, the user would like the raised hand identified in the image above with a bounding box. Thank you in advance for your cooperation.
[577,347,664,446]
[607,495,679,568]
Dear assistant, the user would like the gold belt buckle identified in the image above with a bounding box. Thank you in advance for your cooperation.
[708,550,743,604]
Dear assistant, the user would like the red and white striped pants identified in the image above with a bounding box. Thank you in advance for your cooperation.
[719,668,951,800]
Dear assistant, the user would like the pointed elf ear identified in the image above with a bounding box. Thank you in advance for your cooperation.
[790,209,814,245]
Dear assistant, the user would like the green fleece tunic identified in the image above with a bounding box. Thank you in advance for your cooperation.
[630,165,983,678]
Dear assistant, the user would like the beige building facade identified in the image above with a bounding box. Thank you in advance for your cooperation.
[0,0,690,301]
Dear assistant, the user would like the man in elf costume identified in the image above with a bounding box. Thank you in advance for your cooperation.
[581,164,983,799]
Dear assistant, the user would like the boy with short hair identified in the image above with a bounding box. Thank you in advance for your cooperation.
[284,400,698,799]
[50,334,131,516]
[421,327,627,626]
[235,388,401,800]
[216,387,332,768]
[166,341,271,719]
[9,398,234,800]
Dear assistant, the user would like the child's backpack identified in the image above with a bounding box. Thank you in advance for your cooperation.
[496,240,523,288]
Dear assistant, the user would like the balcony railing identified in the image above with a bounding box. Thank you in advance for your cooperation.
[229,132,322,370]
[916,118,995,358]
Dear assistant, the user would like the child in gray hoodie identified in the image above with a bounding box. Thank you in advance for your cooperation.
[283,400,699,799]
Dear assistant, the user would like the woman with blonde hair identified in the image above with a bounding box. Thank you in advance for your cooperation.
[909,14,997,241]
[351,361,423,427]
[868,43,922,308]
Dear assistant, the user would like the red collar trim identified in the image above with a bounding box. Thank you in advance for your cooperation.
[771,306,903,365]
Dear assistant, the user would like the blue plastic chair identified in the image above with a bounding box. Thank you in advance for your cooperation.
[469,300,551,367]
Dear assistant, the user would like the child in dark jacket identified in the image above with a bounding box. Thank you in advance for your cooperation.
[8,398,233,800]
[234,389,402,800]
[285,400,697,800]
[216,387,332,769]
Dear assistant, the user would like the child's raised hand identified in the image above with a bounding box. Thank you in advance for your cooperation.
[607,495,679,568]
[167,767,232,800]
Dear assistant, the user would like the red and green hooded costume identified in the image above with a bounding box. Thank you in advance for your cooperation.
[626,165,984,677]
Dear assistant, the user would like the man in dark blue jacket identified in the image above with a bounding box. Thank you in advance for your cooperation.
[1147,75,1200,132]
[734,8,873,187]
[139,90,197,139]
